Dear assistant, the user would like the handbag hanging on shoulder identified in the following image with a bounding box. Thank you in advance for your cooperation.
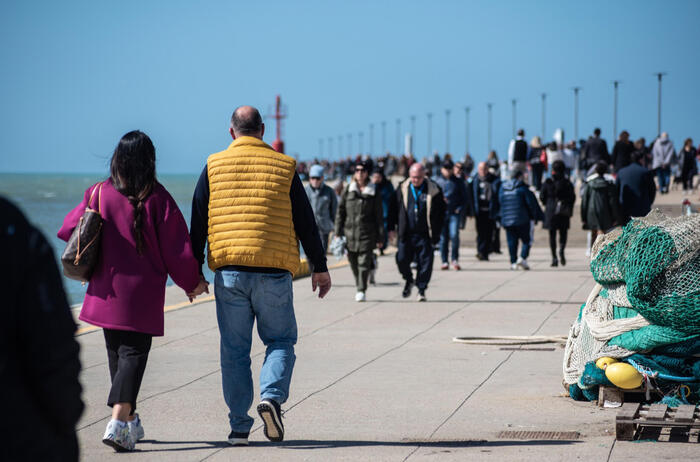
[554,199,573,217]
[61,183,104,282]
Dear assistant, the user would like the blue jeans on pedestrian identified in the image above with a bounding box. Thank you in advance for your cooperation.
[440,213,460,264]
[505,223,532,264]
[656,166,670,193]
[214,269,297,435]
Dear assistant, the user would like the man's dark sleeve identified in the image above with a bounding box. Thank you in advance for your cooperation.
[290,173,328,273]
[190,165,209,275]
[387,188,399,231]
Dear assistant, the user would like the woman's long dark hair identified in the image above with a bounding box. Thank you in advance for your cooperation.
[109,130,156,255]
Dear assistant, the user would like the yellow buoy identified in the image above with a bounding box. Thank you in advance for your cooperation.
[605,362,643,389]
[595,357,618,370]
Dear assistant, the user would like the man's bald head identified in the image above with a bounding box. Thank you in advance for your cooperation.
[477,161,487,177]
[409,163,426,188]
[230,106,264,139]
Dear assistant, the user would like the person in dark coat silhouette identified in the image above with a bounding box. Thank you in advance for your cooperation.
[540,160,576,267]
[581,161,620,252]
[611,130,635,173]
[615,150,656,225]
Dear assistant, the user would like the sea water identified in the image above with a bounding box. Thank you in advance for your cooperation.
[0,173,215,305]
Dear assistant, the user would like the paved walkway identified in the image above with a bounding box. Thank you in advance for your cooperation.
[74,190,698,461]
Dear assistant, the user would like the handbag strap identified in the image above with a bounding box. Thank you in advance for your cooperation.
[87,182,104,213]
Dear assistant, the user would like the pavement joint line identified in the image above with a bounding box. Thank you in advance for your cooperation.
[606,438,616,461]
[78,268,393,435]
[81,325,219,371]
[403,271,591,460]
[73,258,353,336]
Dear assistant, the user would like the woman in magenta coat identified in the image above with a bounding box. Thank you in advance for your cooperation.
[58,131,208,452]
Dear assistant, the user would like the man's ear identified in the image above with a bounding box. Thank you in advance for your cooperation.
[260,123,265,138]
[229,127,236,140]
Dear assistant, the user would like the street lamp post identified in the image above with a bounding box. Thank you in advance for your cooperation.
[396,118,401,155]
[511,99,517,137]
[655,72,667,136]
[369,123,374,155]
[612,80,620,139]
[541,93,547,140]
[381,121,386,154]
[572,87,581,141]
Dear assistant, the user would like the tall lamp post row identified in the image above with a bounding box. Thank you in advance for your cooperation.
[320,73,666,158]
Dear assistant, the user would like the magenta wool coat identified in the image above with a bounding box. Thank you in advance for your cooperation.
[58,180,200,336]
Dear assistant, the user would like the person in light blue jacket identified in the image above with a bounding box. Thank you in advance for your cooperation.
[498,170,543,270]
[304,164,337,253]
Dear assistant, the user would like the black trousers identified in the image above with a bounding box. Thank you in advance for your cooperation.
[104,329,153,413]
[548,226,568,258]
[396,234,434,290]
[475,211,495,258]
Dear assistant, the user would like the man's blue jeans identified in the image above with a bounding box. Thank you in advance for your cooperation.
[440,213,460,264]
[656,166,670,193]
[215,269,297,434]
[505,223,532,264]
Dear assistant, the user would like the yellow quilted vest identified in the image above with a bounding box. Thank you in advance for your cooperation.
[206,136,300,274]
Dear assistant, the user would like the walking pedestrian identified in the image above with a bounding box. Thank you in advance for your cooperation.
[498,170,543,270]
[4,197,84,462]
[471,162,501,261]
[528,136,545,191]
[540,160,575,267]
[434,159,468,270]
[580,128,611,171]
[508,128,528,177]
[651,132,676,194]
[388,163,445,302]
[190,106,331,445]
[371,166,395,254]
[679,138,697,194]
[611,130,634,173]
[615,150,656,225]
[335,160,384,302]
[58,131,208,452]
[581,161,621,252]
[305,164,337,253]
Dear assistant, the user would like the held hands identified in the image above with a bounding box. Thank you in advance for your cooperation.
[311,271,332,299]
[188,276,210,303]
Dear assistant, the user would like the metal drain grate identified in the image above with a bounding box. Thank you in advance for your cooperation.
[496,430,580,440]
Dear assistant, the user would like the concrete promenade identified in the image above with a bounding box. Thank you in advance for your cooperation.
[73,190,698,461]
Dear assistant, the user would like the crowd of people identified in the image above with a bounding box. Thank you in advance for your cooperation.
[5,104,699,459]
[305,127,699,301]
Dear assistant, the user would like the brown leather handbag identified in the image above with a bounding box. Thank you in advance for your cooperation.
[61,183,104,282]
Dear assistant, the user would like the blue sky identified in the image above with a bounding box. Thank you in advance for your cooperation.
[1,0,698,173]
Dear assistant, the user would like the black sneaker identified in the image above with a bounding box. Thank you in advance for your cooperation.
[402,281,414,298]
[257,399,284,442]
[559,250,566,266]
[227,431,249,446]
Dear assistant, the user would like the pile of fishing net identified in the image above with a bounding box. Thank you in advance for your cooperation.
[563,209,700,405]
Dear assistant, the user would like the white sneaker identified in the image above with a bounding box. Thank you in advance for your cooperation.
[510,263,518,270]
[102,419,134,452]
[128,414,144,444]
[516,258,530,270]
[355,291,366,302]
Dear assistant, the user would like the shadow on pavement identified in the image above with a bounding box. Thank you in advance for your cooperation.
[276,439,582,450]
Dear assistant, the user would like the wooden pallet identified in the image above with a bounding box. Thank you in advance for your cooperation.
[597,384,647,407]
[616,403,700,441]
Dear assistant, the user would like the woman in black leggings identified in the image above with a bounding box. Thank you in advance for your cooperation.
[540,160,576,267]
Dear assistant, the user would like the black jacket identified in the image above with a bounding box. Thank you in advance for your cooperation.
[611,140,635,172]
[615,162,656,220]
[0,197,83,462]
[388,178,446,245]
[539,175,576,229]
[581,136,610,169]
[581,175,620,231]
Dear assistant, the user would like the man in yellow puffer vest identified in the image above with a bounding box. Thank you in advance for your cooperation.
[190,106,331,446]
